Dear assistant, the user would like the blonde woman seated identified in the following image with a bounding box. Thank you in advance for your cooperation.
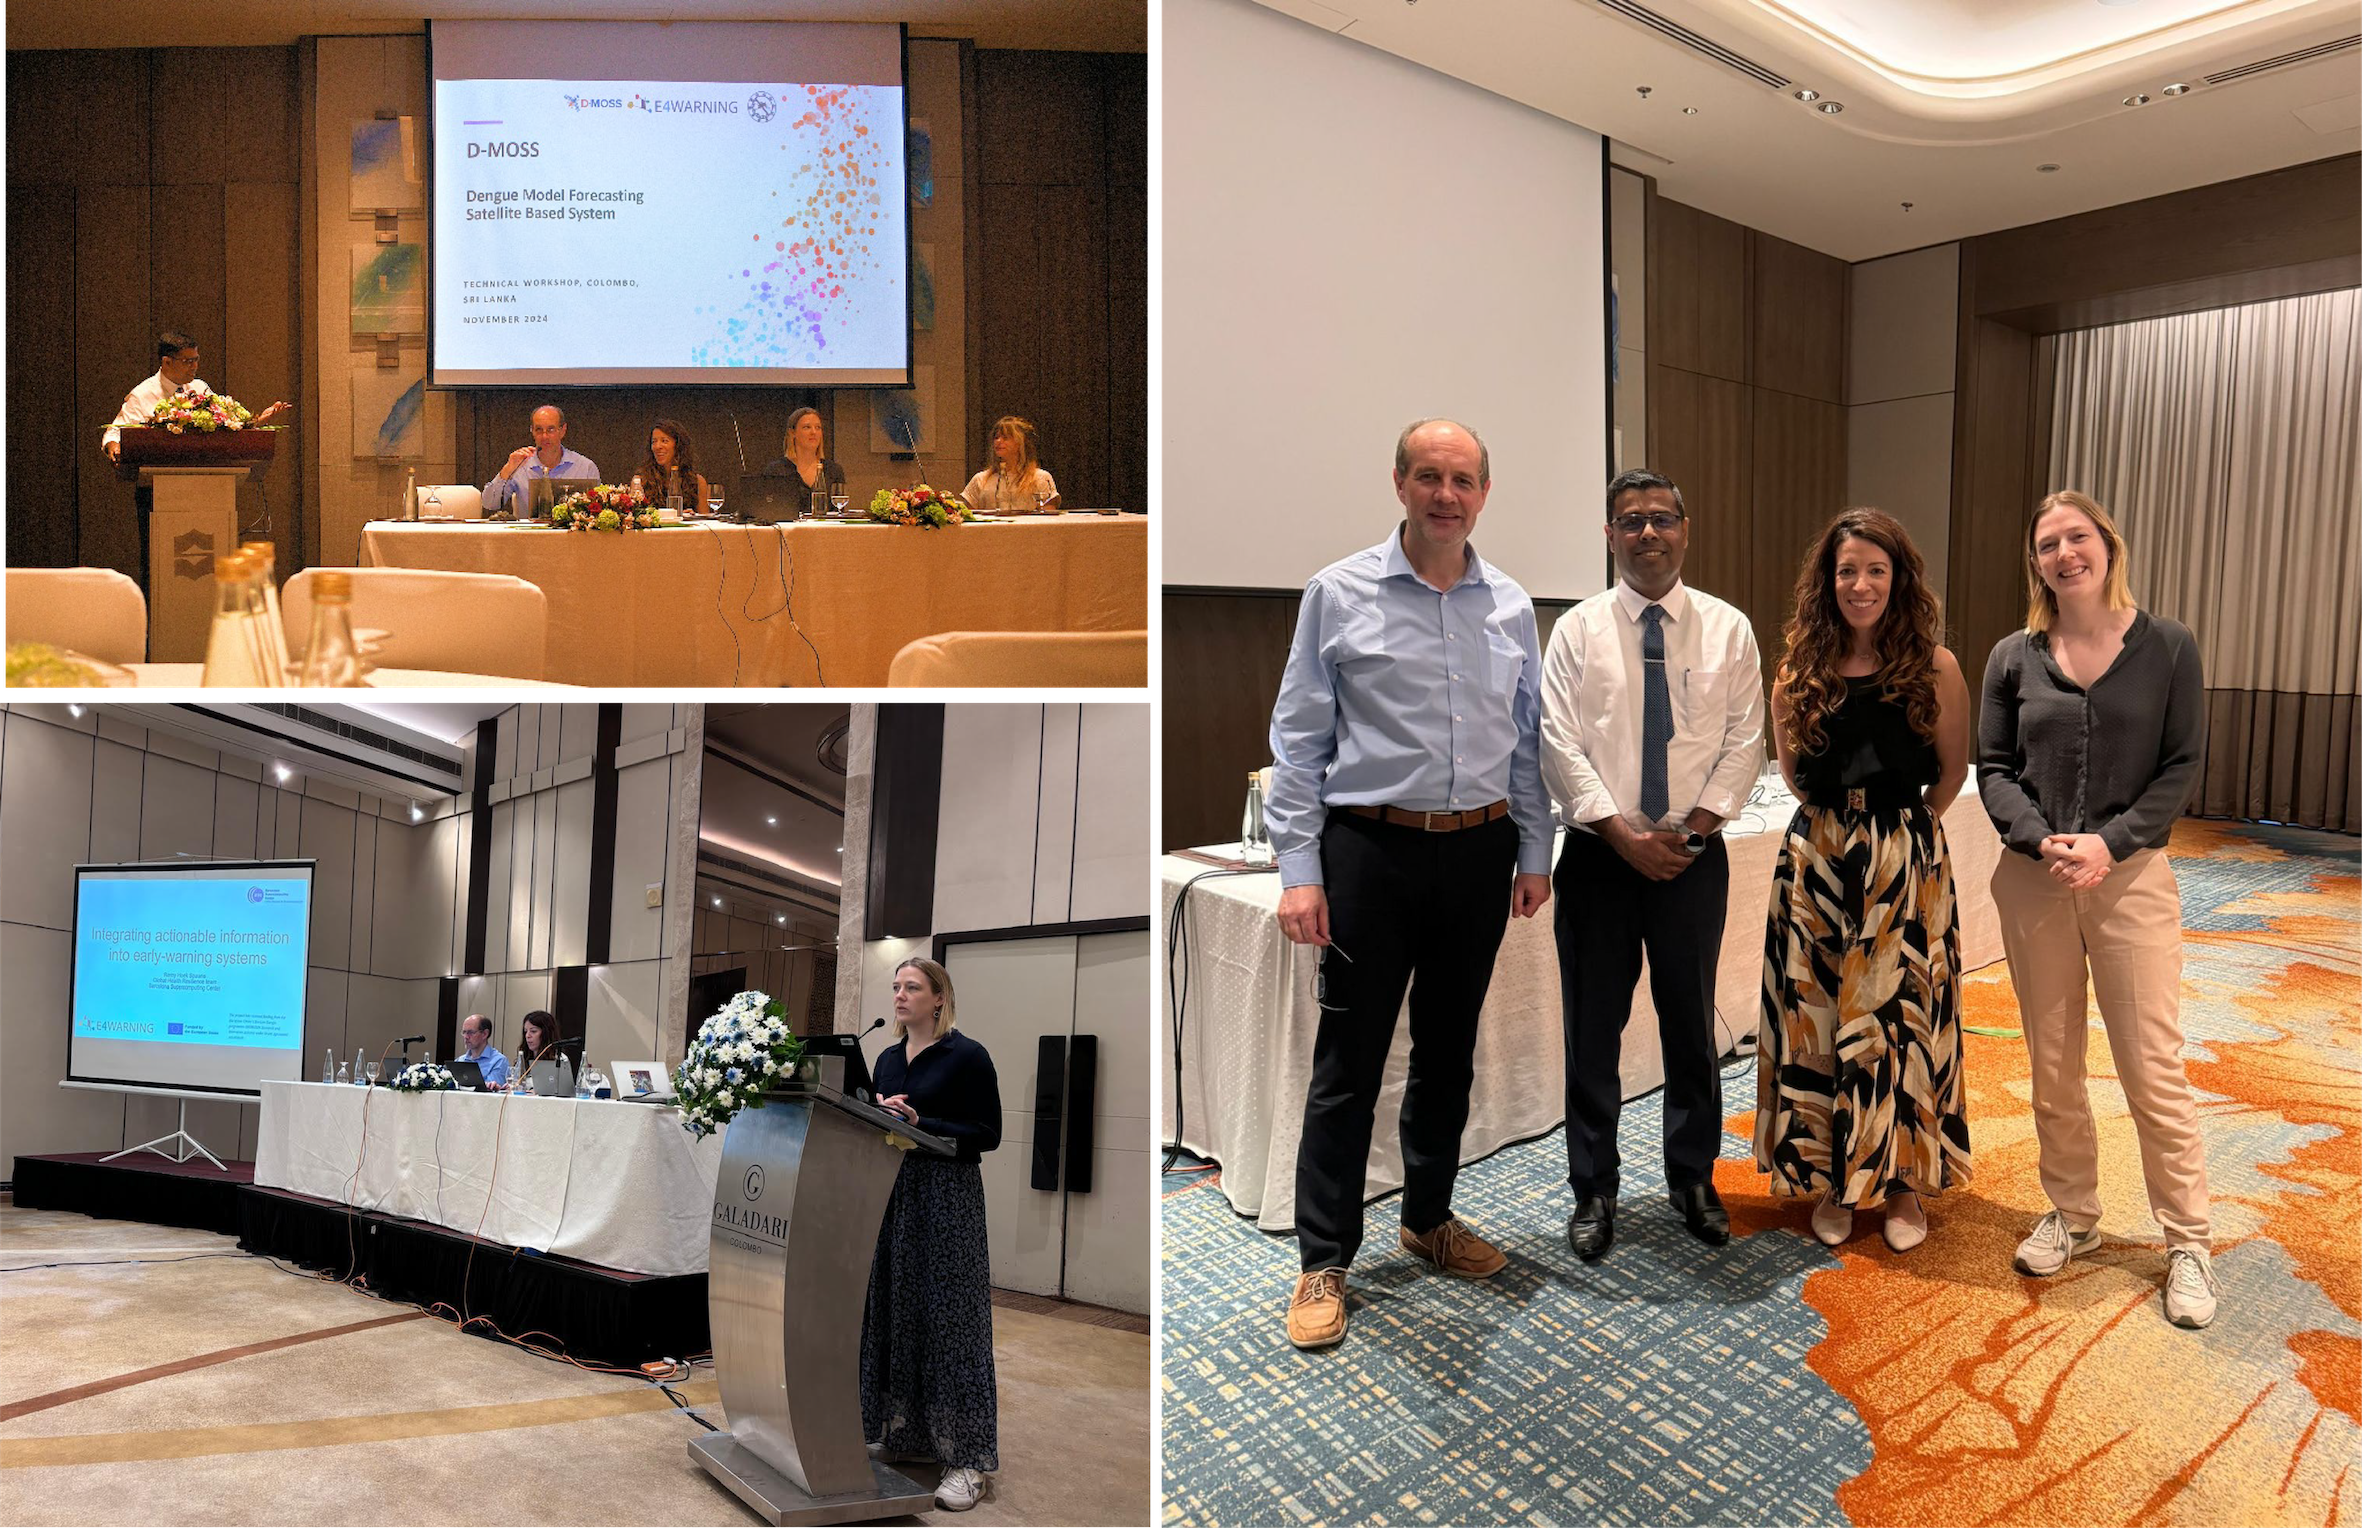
[959,416,1059,515]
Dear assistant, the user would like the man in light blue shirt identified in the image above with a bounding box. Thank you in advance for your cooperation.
[1265,417,1553,1351]
[482,404,599,517]
[454,1013,511,1089]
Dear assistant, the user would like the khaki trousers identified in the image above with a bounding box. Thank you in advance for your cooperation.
[1991,847,2211,1250]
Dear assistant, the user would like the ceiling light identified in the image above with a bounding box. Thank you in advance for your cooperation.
[2037,163,2061,173]
[1635,85,1652,99]
[1817,101,1844,114]
[1901,201,1914,211]
[273,763,291,782]
[409,803,424,821]
[1794,88,1819,102]
[2123,93,2149,106]
[1682,106,1698,115]
[776,914,786,924]
[67,704,84,718]
[836,846,844,854]
[712,896,722,907]
[2162,83,2190,96]
[766,815,777,826]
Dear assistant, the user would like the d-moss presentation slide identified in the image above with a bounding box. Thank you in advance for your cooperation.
[431,20,909,386]
[69,863,314,1095]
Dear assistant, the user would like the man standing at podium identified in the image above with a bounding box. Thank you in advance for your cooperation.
[103,331,292,583]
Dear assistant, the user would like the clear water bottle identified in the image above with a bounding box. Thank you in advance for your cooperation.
[335,1056,351,1085]
[1241,771,1273,867]
[200,552,275,688]
[241,541,295,685]
[322,1049,335,1084]
[297,570,363,688]
[352,1047,368,1085]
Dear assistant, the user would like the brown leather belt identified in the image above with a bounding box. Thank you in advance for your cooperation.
[1340,799,1511,833]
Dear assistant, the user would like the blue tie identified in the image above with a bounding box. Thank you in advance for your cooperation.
[1641,604,1670,823]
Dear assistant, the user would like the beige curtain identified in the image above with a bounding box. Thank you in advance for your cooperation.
[2050,289,2361,833]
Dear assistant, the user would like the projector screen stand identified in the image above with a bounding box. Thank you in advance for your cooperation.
[101,1098,227,1171]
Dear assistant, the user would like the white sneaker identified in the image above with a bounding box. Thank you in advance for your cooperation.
[934,1466,987,1512]
[2012,1210,2102,1275]
[2164,1248,2218,1329]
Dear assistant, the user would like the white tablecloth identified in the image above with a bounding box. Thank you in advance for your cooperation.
[1159,783,2006,1231]
[254,1080,723,1275]
[129,665,571,688]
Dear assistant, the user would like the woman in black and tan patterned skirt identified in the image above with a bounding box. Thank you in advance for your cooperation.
[1757,509,1972,1253]
[863,955,1003,1512]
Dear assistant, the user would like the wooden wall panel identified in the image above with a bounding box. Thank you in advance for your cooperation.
[1163,591,1305,851]
[976,52,1106,187]
[152,47,237,187]
[1750,231,1846,405]
[225,180,302,563]
[150,184,226,364]
[1947,314,2041,700]
[1647,365,1752,606]
[74,184,152,573]
[9,184,79,567]
[1649,196,1746,383]
[1750,390,1847,671]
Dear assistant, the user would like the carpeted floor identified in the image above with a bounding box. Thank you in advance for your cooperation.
[0,1209,1148,1526]
[1161,818,2360,1527]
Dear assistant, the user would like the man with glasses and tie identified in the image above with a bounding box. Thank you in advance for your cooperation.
[1265,418,1555,1350]
[1539,468,1763,1262]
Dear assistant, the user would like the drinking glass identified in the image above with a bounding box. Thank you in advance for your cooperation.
[421,487,442,518]
[706,486,725,519]
[363,1059,381,1087]
[830,490,849,518]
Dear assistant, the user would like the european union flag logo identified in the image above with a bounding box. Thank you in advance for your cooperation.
[168,1023,184,1036]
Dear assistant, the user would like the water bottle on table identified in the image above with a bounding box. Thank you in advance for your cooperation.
[1241,771,1273,867]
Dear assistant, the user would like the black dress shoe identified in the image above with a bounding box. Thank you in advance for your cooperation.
[1670,1182,1730,1246]
[1567,1195,1616,1262]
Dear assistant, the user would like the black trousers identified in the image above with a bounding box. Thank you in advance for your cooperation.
[1553,828,1730,1200]
[1294,810,1518,1272]
[132,484,154,593]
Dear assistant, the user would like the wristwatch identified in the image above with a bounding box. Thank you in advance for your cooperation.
[1680,831,1708,856]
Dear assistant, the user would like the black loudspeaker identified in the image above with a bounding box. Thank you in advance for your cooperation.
[1063,1035,1096,1193]
[1031,1035,1067,1192]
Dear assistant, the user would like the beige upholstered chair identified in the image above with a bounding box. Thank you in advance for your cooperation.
[5,568,148,663]
[886,629,1147,688]
[411,484,485,519]
[282,568,548,681]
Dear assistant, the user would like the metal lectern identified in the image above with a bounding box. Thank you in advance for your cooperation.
[692,1078,955,1526]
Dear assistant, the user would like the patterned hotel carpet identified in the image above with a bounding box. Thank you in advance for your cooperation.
[1161,819,2361,1527]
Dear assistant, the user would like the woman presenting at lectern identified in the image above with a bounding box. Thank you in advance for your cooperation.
[862,955,1002,1514]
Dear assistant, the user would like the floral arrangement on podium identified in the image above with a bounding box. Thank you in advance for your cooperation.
[145,393,269,434]
[550,482,659,532]
[387,1062,458,1092]
[866,483,972,528]
[677,990,809,1139]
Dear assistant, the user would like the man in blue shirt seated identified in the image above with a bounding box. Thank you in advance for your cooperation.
[454,1013,511,1088]
[482,404,599,517]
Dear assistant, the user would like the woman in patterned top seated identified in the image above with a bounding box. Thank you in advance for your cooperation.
[1756,508,1972,1253]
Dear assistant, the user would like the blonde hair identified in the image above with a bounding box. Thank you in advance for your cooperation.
[2025,489,2135,635]
[890,956,957,1037]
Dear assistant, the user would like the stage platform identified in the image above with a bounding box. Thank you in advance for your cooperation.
[10,1153,707,1367]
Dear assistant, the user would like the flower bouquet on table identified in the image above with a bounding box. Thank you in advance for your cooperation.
[866,483,973,528]
[549,482,657,532]
[388,1062,458,1093]
[146,393,270,434]
[676,991,809,1140]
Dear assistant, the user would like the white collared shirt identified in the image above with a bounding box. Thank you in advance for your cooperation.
[103,371,212,450]
[1539,577,1765,834]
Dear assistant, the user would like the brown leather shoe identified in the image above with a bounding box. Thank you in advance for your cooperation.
[1400,1217,1507,1278]
[1286,1268,1348,1349]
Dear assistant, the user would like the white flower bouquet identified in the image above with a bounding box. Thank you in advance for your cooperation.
[676,990,808,1140]
[388,1063,458,1092]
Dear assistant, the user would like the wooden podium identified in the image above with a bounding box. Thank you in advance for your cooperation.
[694,1078,955,1525]
[116,429,276,662]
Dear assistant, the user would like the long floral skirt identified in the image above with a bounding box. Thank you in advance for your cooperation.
[1755,803,1971,1207]
[860,1154,1000,1472]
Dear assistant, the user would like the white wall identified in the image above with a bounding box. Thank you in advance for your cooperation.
[1163,0,1609,599]
[0,701,703,1179]
[1847,243,1960,598]
[0,704,455,1174]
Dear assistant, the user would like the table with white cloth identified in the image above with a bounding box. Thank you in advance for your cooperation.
[358,514,1148,687]
[254,1080,723,1276]
[1159,780,2006,1231]
[129,665,572,688]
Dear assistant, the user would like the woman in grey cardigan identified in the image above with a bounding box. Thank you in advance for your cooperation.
[1977,489,2215,1330]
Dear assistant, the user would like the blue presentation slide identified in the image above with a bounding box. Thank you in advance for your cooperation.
[70,866,313,1092]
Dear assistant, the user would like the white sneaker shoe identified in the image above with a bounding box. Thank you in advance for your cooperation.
[2164,1247,2218,1329]
[2012,1209,2102,1275]
[935,1466,987,1512]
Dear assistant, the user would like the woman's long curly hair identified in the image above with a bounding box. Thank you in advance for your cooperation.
[1777,508,1944,759]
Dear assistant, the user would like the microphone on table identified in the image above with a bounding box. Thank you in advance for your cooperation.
[892,416,929,488]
